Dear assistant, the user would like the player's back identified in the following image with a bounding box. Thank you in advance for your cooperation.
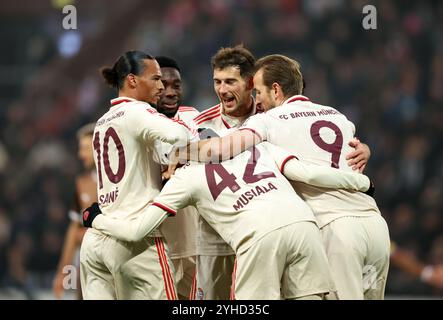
[250,96,380,227]
[94,97,185,221]
[172,143,316,254]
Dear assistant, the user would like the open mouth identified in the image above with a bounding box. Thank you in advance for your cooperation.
[222,97,235,108]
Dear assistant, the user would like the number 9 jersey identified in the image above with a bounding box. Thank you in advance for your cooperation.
[241,95,380,228]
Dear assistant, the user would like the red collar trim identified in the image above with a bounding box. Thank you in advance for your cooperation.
[111,97,136,106]
[285,96,310,104]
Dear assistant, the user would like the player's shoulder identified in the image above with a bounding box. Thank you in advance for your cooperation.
[177,106,199,113]
[176,106,200,122]
[193,103,221,125]
[126,100,157,114]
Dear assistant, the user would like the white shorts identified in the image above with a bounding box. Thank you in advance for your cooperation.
[80,229,177,300]
[172,256,196,300]
[320,214,391,300]
[192,254,236,300]
[233,221,336,300]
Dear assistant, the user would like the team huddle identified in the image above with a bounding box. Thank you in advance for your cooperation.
[79,46,390,300]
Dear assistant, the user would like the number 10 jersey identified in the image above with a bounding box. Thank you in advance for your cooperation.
[93,97,189,223]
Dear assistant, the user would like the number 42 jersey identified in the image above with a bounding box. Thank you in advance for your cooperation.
[153,143,317,255]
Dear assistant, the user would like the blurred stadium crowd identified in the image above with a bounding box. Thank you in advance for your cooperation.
[0,0,442,298]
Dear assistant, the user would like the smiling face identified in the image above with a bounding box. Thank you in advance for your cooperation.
[213,66,253,117]
[156,67,182,118]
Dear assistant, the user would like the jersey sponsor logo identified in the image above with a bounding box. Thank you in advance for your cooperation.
[233,182,278,211]
[96,111,125,126]
[278,108,341,120]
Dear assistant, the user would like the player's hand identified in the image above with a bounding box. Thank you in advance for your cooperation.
[162,162,184,180]
[82,202,102,228]
[346,138,371,173]
[52,272,65,299]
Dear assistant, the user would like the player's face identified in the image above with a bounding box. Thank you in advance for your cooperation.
[156,67,182,118]
[136,59,164,104]
[78,135,94,170]
[213,66,252,117]
[253,69,276,111]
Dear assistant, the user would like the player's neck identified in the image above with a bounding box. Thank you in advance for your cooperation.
[118,89,139,101]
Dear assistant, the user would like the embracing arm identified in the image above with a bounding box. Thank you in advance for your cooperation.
[86,204,170,242]
[177,129,261,163]
[282,157,371,192]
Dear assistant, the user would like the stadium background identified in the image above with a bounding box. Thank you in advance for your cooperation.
[0,0,442,299]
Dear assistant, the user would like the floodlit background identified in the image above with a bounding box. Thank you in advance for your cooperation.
[0,0,442,299]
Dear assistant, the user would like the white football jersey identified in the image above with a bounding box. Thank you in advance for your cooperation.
[192,100,259,255]
[153,143,316,254]
[160,106,200,259]
[242,95,380,228]
[93,96,189,235]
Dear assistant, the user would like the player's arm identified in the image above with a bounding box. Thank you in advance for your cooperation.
[136,106,190,146]
[88,204,170,242]
[266,143,371,192]
[346,137,371,173]
[83,170,192,242]
[53,189,83,299]
[53,220,82,299]
[282,158,371,192]
[175,113,267,163]
[176,128,262,163]
[390,242,443,289]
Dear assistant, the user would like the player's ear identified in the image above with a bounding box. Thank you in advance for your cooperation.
[126,73,137,88]
[271,82,281,100]
[246,76,254,90]
[270,82,280,100]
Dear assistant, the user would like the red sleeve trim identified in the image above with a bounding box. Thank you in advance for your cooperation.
[195,113,220,125]
[239,127,264,142]
[193,104,220,121]
[280,155,298,173]
[178,106,198,112]
[152,202,177,216]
